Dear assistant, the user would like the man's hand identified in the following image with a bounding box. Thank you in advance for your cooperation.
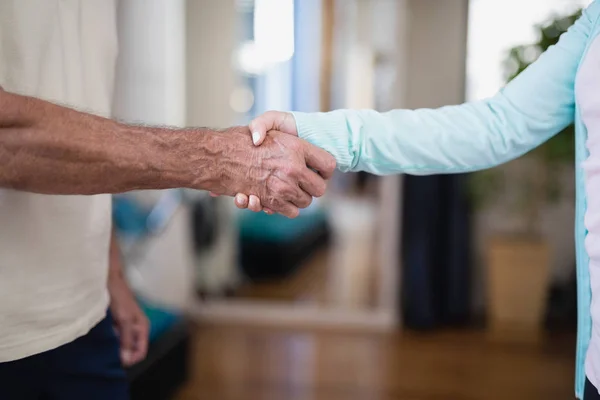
[231,111,305,214]
[0,88,330,217]
[109,275,150,367]
[108,231,149,367]
[210,126,334,218]
[0,89,325,203]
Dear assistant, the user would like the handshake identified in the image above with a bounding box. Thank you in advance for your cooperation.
[209,111,336,218]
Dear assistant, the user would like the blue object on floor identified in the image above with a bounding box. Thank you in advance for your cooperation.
[238,207,328,243]
[237,206,331,281]
[137,299,182,343]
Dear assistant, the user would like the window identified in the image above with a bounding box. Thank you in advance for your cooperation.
[466,0,592,101]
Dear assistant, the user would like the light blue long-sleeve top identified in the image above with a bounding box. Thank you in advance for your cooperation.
[292,2,600,398]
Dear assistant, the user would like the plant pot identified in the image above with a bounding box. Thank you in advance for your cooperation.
[486,235,550,343]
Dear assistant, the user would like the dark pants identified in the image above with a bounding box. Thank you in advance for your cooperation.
[587,378,600,400]
[0,312,129,400]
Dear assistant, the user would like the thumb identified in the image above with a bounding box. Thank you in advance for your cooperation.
[249,111,297,146]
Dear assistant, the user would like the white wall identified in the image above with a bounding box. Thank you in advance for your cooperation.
[186,0,237,128]
[113,0,186,126]
[374,0,407,319]
[404,0,468,109]
[112,0,194,310]
[186,0,241,294]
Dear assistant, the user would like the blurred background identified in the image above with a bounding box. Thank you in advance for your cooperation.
[110,0,592,399]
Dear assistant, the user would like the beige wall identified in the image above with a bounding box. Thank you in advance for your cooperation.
[404,0,468,109]
[113,0,186,126]
[113,0,195,310]
[186,0,241,294]
[398,0,472,313]
[186,0,237,128]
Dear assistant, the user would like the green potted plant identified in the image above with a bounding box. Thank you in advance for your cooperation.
[471,10,581,342]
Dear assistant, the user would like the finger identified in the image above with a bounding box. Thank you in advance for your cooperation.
[249,111,296,146]
[299,168,327,198]
[279,203,300,219]
[302,143,336,180]
[264,198,299,219]
[118,323,135,367]
[235,193,249,209]
[248,117,268,146]
[290,188,313,209]
[248,195,262,212]
[209,192,219,197]
[131,320,149,364]
[264,207,274,215]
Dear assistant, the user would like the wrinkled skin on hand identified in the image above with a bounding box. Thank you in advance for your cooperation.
[209,127,335,218]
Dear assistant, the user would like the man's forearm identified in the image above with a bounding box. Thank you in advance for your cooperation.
[0,88,337,217]
[0,89,221,194]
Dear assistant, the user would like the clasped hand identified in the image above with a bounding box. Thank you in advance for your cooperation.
[211,112,333,218]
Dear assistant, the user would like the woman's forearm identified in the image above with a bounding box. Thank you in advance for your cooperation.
[294,95,570,176]
[292,1,598,175]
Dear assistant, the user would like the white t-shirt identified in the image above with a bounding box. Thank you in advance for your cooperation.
[581,34,600,390]
[0,0,118,362]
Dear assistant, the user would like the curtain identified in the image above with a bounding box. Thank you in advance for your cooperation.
[401,174,472,329]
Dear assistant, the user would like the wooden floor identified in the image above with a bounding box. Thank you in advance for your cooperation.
[175,324,576,400]
[234,251,331,304]
[233,247,378,310]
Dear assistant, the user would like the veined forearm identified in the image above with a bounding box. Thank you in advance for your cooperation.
[0,89,338,218]
[0,89,217,194]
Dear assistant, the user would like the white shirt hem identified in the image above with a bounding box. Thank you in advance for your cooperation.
[0,292,109,362]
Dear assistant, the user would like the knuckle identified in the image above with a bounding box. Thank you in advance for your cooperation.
[285,186,299,200]
[289,139,303,152]
[282,164,296,177]
[264,194,279,208]
[270,179,286,195]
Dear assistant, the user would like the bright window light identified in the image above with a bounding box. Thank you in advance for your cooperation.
[237,41,267,75]
[235,0,295,75]
[254,0,295,64]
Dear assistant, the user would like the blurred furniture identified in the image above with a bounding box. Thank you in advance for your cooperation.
[487,237,549,343]
[191,194,241,297]
[237,206,331,281]
[191,196,218,252]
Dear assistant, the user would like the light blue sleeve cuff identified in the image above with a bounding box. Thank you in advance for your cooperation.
[291,111,355,172]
